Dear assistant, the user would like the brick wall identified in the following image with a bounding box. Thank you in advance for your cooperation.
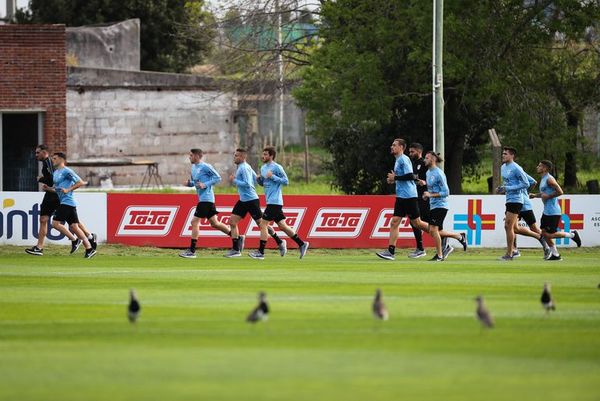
[0,24,66,151]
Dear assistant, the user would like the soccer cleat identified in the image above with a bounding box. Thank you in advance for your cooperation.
[443,245,454,259]
[179,249,197,259]
[278,239,288,257]
[70,239,82,254]
[25,246,43,256]
[89,233,98,250]
[547,254,562,261]
[459,232,468,251]
[238,235,246,252]
[248,250,265,260]
[572,230,581,247]
[512,249,521,258]
[376,250,395,261]
[224,249,241,258]
[499,254,513,261]
[429,255,444,262]
[84,248,97,259]
[299,242,310,259]
[408,249,426,258]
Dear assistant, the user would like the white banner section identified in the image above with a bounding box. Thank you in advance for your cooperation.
[0,192,107,246]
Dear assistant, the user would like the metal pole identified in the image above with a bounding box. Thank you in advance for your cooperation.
[433,0,444,170]
[276,0,285,162]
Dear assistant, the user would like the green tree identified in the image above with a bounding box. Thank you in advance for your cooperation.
[17,0,215,73]
[294,0,600,194]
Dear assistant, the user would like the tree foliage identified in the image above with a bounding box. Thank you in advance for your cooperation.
[294,0,600,194]
[17,0,215,73]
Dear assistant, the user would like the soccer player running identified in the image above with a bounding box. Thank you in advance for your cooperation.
[179,148,231,258]
[376,138,429,261]
[250,146,309,260]
[422,151,467,261]
[26,145,97,256]
[512,172,548,257]
[530,160,581,260]
[408,143,429,258]
[497,146,530,261]
[44,152,96,259]
[225,148,262,258]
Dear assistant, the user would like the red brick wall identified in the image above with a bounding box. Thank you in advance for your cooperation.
[0,24,66,151]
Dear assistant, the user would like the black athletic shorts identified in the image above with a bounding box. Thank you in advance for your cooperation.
[505,202,523,215]
[394,197,420,220]
[232,199,262,221]
[418,198,430,223]
[540,214,561,234]
[428,208,448,230]
[53,204,79,225]
[262,204,286,222]
[518,209,536,226]
[194,202,218,219]
[40,192,60,217]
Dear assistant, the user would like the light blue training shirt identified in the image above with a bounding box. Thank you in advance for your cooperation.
[257,161,289,206]
[540,173,561,216]
[501,161,529,204]
[233,161,259,201]
[394,154,418,199]
[52,166,82,207]
[426,166,449,210]
[187,162,221,203]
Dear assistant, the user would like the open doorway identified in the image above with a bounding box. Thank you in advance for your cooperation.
[1,113,41,191]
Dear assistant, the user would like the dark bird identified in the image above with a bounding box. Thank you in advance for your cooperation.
[541,282,556,313]
[246,291,269,323]
[372,288,389,320]
[128,289,141,323]
[475,295,494,329]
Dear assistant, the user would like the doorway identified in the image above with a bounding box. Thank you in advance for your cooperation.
[0,113,42,191]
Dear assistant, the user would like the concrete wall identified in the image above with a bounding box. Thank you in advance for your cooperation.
[67,67,238,186]
[66,19,140,71]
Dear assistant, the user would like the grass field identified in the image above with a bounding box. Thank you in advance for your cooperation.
[1,245,599,401]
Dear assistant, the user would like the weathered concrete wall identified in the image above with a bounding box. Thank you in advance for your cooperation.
[67,19,140,71]
[67,68,238,186]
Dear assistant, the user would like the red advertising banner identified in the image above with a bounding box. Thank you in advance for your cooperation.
[107,193,434,249]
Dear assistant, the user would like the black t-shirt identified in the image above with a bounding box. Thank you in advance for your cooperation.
[38,158,54,186]
[412,157,427,196]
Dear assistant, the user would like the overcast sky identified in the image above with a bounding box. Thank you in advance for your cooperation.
[0,0,28,17]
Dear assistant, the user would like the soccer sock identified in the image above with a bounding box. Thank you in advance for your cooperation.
[232,238,240,251]
[388,245,396,255]
[412,226,423,250]
[565,232,575,238]
[291,234,304,247]
[259,240,267,254]
[88,234,94,240]
[551,246,559,256]
[270,232,283,245]
[190,239,197,253]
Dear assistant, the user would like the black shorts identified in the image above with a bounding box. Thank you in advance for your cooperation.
[53,204,79,225]
[194,202,218,219]
[394,197,420,220]
[541,214,561,234]
[518,209,537,226]
[232,199,262,221]
[428,208,448,229]
[40,192,60,217]
[505,202,523,215]
[418,198,430,223]
[262,204,286,222]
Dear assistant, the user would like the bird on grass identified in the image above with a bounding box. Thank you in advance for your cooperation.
[475,295,494,329]
[128,289,141,323]
[246,291,269,323]
[372,288,389,320]
[540,282,556,313]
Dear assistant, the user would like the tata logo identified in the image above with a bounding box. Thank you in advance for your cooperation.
[245,208,306,237]
[180,206,233,237]
[308,208,369,238]
[116,206,179,236]
[370,209,413,239]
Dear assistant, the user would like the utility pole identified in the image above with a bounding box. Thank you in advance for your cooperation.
[276,0,285,162]
[433,0,444,169]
